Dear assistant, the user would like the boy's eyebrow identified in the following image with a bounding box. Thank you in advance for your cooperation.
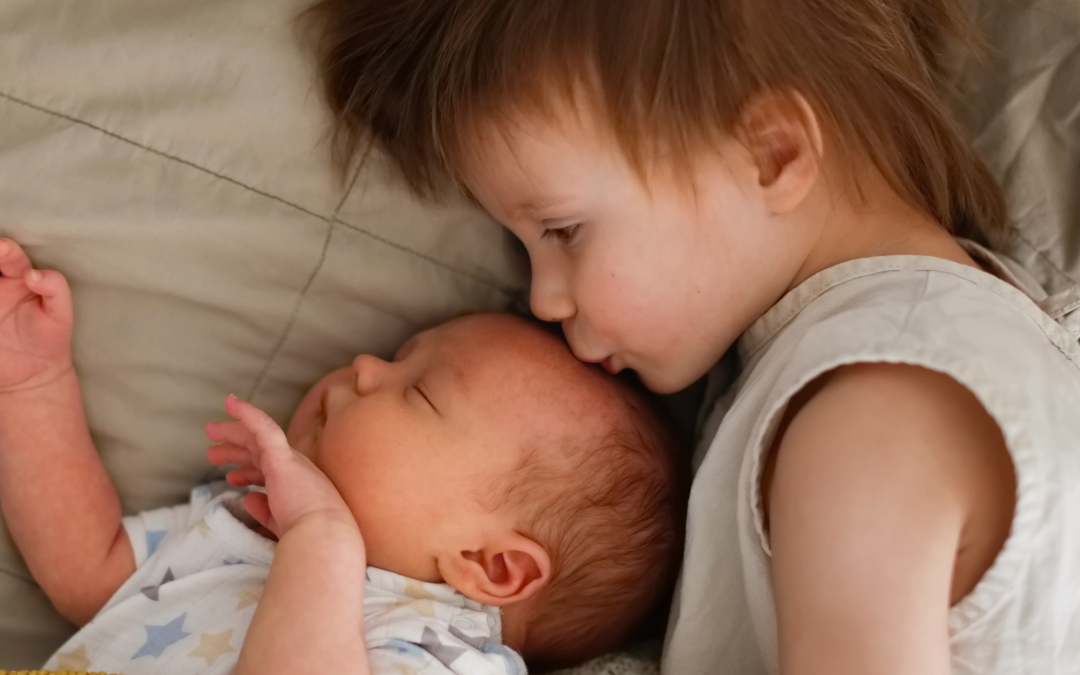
[510,199,560,220]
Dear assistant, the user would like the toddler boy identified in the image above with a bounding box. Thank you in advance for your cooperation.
[0,239,687,674]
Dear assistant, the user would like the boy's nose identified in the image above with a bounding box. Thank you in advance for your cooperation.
[530,270,576,323]
[352,354,390,395]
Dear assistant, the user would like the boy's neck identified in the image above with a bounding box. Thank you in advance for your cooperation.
[788,168,982,293]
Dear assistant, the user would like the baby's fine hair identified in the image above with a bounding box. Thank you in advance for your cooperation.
[304,0,1008,247]
[492,374,689,669]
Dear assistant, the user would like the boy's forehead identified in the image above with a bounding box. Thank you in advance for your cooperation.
[465,102,609,193]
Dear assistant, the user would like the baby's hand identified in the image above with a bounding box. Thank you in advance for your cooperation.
[0,239,74,393]
[206,395,358,540]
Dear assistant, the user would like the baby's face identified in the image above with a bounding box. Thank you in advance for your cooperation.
[285,313,607,582]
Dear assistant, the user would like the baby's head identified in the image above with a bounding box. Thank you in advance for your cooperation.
[286,313,688,667]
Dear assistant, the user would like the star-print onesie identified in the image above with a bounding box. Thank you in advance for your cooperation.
[44,483,526,675]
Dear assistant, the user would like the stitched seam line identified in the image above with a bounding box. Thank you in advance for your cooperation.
[0,89,515,291]
[247,165,364,400]
[0,563,32,584]
[0,89,327,222]
[333,217,514,296]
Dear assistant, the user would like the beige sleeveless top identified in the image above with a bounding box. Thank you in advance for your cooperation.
[663,246,1080,675]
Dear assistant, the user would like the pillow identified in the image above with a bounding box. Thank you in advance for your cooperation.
[1,0,1078,671]
[0,0,525,666]
[954,0,1080,292]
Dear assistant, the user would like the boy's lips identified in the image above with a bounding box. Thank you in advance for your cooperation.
[578,352,621,375]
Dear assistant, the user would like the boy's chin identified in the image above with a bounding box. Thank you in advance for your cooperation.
[637,366,695,395]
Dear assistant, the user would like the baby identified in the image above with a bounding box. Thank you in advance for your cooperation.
[0,239,688,674]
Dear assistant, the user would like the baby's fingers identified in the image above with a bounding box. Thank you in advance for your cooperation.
[225,466,265,488]
[225,395,290,454]
[205,442,252,467]
[0,239,33,278]
[23,269,73,324]
[242,492,279,538]
[205,419,255,449]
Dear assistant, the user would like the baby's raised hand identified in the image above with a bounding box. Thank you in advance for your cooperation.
[0,239,74,392]
[206,395,358,540]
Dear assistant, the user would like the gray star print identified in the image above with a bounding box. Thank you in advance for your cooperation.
[140,567,175,602]
[449,625,489,651]
[418,626,468,667]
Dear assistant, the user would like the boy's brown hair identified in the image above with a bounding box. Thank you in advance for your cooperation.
[304,0,1008,247]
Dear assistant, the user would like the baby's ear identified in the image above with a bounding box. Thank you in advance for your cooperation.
[440,533,551,607]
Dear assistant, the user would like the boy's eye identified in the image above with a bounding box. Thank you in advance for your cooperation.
[540,224,580,244]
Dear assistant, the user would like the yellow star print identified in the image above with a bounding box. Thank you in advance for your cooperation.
[391,661,420,675]
[55,643,91,670]
[405,599,437,617]
[195,519,211,538]
[403,578,436,600]
[375,597,437,622]
[189,629,236,666]
[233,585,264,610]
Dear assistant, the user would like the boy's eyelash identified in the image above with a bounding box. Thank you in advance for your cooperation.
[540,224,579,243]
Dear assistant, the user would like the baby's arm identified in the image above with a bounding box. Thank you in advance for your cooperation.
[207,396,371,674]
[768,364,1013,675]
[0,240,133,625]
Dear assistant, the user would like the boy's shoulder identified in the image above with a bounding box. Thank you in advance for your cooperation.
[764,362,1016,665]
[769,362,1011,518]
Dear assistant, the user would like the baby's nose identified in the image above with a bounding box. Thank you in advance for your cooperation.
[352,354,389,395]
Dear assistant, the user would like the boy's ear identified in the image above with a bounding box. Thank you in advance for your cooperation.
[736,90,823,214]
[439,533,551,607]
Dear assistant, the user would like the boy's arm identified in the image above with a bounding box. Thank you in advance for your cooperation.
[768,364,1012,675]
[0,240,133,626]
[207,396,372,674]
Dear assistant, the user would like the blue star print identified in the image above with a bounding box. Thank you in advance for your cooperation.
[132,613,190,659]
[385,639,428,659]
[146,530,167,556]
